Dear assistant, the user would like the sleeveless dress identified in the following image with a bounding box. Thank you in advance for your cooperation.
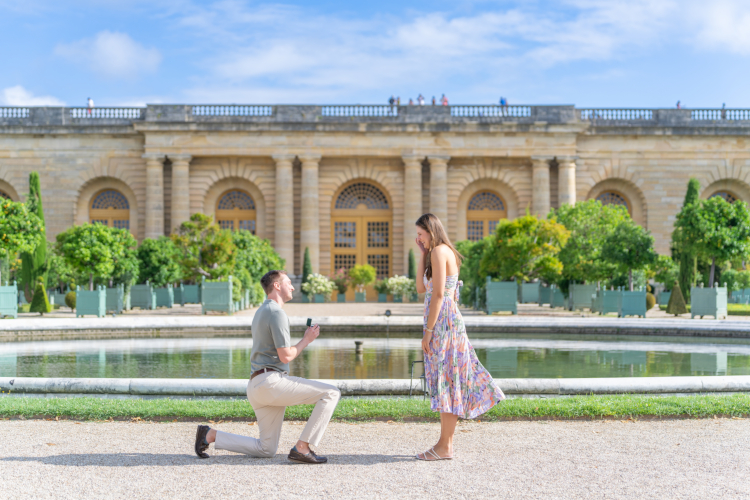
[423,273,505,418]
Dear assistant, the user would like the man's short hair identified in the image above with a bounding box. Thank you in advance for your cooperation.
[260,270,288,295]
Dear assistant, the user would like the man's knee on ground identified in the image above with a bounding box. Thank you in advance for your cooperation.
[257,439,279,458]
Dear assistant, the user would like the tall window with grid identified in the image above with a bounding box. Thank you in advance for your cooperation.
[466,190,506,241]
[331,181,392,285]
[90,189,130,230]
[216,189,256,233]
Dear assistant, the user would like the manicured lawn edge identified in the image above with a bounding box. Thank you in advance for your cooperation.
[658,303,750,316]
[1,394,749,421]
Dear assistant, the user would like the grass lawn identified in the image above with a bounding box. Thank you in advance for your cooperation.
[1,394,749,421]
[659,303,750,316]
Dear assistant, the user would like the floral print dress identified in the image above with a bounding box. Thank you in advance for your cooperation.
[423,273,505,418]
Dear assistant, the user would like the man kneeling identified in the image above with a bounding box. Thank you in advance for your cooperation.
[194,270,340,464]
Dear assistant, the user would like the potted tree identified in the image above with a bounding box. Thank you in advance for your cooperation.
[388,275,415,303]
[331,268,349,303]
[675,196,750,319]
[601,220,658,318]
[480,214,569,314]
[374,279,390,302]
[349,264,376,302]
[0,198,43,318]
[302,273,335,303]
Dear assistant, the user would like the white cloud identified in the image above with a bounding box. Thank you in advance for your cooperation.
[55,30,161,79]
[0,85,65,106]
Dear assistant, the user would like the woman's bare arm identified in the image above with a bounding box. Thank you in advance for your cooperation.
[415,239,427,294]
[425,246,448,331]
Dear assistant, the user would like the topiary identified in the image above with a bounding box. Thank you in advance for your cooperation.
[29,277,51,315]
[646,292,656,310]
[65,290,76,309]
[666,280,687,316]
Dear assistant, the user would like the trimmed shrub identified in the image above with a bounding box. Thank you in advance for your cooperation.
[646,292,656,310]
[29,278,51,314]
[65,290,76,309]
[666,281,687,315]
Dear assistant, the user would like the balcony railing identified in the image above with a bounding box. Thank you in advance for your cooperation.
[321,105,397,117]
[69,107,145,119]
[191,105,273,116]
[579,109,654,120]
[451,105,531,118]
[0,107,30,118]
[691,109,750,121]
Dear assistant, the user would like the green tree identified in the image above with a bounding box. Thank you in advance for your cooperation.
[231,230,285,281]
[110,228,139,288]
[29,277,51,315]
[408,249,417,280]
[601,221,658,291]
[46,241,78,291]
[0,198,43,284]
[301,247,313,286]
[456,238,489,308]
[651,255,679,291]
[171,213,236,282]
[20,172,48,301]
[137,237,183,287]
[673,178,701,300]
[56,223,118,290]
[675,196,750,286]
[348,264,376,292]
[549,199,630,294]
[479,214,570,283]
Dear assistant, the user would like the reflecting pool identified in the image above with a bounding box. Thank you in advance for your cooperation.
[1,334,749,380]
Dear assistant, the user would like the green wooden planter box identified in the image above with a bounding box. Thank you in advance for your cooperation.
[105,284,124,314]
[549,286,566,308]
[411,293,419,303]
[568,284,597,311]
[486,278,518,315]
[378,293,387,303]
[337,294,346,303]
[17,291,27,305]
[314,293,325,303]
[182,284,201,304]
[518,282,540,303]
[658,291,672,306]
[691,285,728,319]
[355,292,366,302]
[619,288,647,318]
[202,276,233,315]
[173,284,185,306]
[244,290,251,309]
[156,284,174,308]
[234,300,241,312]
[302,294,310,303]
[0,282,18,318]
[124,289,131,310]
[76,285,106,318]
[538,286,551,306]
[130,283,156,310]
[393,295,403,303]
[592,289,620,315]
[47,289,68,308]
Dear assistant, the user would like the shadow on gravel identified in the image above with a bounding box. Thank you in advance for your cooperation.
[1,453,415,466]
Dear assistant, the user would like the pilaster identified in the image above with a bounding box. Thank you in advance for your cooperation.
[169,154,192,232]
[403,155,424,273]
[273,154,296,273]
[558,157,577,207]
[143,153,165,239]
[299,154,321,271]
[428,155,450,231]
[531,156,552,216]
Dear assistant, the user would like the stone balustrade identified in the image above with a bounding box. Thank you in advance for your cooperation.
[3,104,750,130]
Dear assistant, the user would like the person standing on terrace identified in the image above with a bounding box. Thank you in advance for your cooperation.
[414,213,505,461]
[440,94,448,106]
[194,270,340,464]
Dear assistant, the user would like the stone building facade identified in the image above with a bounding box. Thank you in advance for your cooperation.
[1,104,749,282]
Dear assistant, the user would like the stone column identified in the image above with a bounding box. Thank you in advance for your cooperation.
[299,154,321,272]
[428,155,449,230]
[531,157,551,216]
[273,154,295,273]
[143,153,165,239]
[402,155,424,273]
[169,154,192,232]
[558,157,577,207]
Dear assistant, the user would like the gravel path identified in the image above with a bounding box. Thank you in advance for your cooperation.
[1,419,748,499]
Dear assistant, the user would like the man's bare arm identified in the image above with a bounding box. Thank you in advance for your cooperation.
[276,325,320,363]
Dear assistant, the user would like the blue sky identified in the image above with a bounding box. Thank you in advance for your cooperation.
[1,0,749,108]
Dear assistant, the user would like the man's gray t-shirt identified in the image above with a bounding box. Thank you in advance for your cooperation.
[250,299,291,373]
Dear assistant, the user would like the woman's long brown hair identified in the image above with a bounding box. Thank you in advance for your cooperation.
[416,213,464,280]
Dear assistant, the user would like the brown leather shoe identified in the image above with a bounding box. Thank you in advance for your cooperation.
[288,446,327,464]
[195,425,210,459]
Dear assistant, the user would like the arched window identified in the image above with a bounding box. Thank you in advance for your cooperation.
[709,191,738,204]
[216,189,256,233]
[90,189,130,229]
[466,191,506,241]
[595,191,630,212]
[332,182,391,279]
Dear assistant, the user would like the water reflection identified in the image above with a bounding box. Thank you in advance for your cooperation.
[0,336,748,379]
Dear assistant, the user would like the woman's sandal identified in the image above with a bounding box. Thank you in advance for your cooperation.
[415,447,453,461]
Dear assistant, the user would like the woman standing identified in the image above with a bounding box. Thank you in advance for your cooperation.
[414,213,505,461]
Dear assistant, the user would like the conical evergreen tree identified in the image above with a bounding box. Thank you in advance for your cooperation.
[675,178,700,302]
[301,247,313,298]
[20,172,47,302]
[666,280,688,316]
[29,277,51,315]
[408,249,416,280]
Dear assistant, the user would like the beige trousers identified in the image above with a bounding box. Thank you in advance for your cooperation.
[214,371,341,458]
